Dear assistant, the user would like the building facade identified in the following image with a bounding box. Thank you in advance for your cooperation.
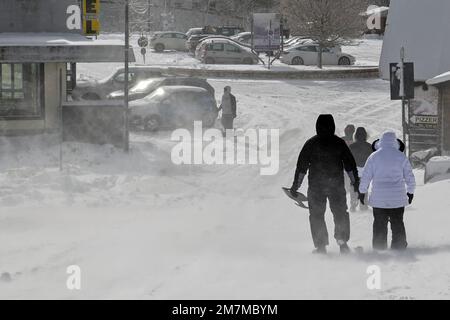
[0,0,130,135]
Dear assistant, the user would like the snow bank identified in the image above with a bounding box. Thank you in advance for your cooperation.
[425,156,450,183]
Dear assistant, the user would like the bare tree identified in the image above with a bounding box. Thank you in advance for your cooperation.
[282,0,366,68]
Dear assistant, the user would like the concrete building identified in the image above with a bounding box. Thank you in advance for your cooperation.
[0,0,132,136]
[427,73,450,155]
[380,0,450,155]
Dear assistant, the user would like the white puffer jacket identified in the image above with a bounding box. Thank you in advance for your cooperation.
[359,132,416,209]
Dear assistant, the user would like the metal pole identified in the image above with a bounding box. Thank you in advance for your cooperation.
[268,19,272,70]
[59,68,63,171]
[124,0,130,152]
[400,47,406,151]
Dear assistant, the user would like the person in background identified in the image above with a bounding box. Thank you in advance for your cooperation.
[291,114,359,255]
[218,86,237,134]
[359,131,416,251]
[341,124,356,146]
[349,127,373,212]
[342,124,356,205]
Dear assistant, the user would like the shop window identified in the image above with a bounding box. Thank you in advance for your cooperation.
[0,63,44,119]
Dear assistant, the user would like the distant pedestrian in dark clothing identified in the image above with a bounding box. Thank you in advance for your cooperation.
[349,127,373,211]
[341,124,356,146]
[342,124,356,204]
[218,86,237,132]
[359,131,416,251]
[291,114,359,255]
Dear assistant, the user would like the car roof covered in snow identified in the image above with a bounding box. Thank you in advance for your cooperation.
[380,0,450,81]
[154,86,209,93]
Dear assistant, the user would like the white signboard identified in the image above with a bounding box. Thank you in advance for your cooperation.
[252,13,281,52]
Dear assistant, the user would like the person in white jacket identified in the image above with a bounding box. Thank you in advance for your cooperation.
[359,131,416,250]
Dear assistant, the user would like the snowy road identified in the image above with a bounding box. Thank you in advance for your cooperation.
[2,78,450,299]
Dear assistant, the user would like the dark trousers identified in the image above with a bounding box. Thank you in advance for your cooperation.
[373,207,407,250]
[307,187,350,248]
[221,115,234,130]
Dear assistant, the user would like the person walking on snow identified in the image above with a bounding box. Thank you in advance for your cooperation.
[359,131,416,251]
[342,124,356,202]
[341,124,356,146]
[349,127,373,212]
[290,114,360,255]
[218,86,237,133]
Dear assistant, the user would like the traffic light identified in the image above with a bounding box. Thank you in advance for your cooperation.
[83,0,100,36]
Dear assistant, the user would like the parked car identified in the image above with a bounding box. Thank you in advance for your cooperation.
[186,27,203,38]
[186,26,246,53]
[150,31,188,52]
[231,32,252,44]
[186,34,209,53]
[108,77,215,101]
[71,67,163,101]
[214,26,245,37]
[280,44,356,66]
[197,39,259,65]
[128,86,219,131]
[195,36,252,58]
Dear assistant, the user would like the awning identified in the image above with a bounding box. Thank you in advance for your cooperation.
[0,33,135,63]
[427,71,450,86]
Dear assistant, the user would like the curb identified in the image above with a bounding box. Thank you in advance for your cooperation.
[136,65,380,80]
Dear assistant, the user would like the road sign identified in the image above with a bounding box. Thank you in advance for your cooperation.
[138,36,149,48]
[390,62,414,100]
[83,0,100,36]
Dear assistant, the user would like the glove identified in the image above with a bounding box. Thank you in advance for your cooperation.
[358,193,366,205]
[407,193,414,204]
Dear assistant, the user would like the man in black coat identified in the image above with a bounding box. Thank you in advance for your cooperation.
[291,114,359,254]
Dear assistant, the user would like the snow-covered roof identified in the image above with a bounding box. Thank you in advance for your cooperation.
[0,33,135,63]
[363,6,389,17]
[426,71,450,86]
[0,33,124,47]
[380,0,450,81]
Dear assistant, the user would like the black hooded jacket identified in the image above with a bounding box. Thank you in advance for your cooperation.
[293,115,359,190]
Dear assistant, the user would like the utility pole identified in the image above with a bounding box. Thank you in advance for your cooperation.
[124,0,130,152]
[400,46,407,151]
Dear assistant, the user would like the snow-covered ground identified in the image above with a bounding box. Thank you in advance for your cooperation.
[2,76,450,300]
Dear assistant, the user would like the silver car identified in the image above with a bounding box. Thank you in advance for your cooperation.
[197,39,259,65]
[150,31,188,52]
[71,67,163,101]
[129,86,218,131]
[231,32,252,44]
